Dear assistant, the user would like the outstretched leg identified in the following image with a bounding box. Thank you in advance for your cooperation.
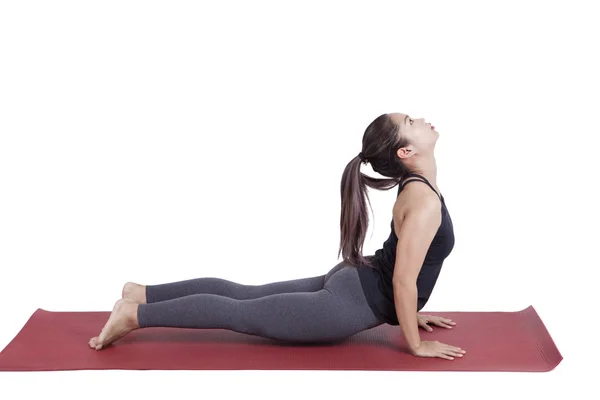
[137,264,380,343]
[91,264,382,348]
[126,261,348,303]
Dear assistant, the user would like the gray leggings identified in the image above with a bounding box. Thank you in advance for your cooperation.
[137,261,383,343]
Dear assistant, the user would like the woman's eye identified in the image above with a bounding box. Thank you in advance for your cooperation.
[409,119,414,125]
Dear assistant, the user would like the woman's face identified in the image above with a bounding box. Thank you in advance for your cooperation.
[390,112,439,159]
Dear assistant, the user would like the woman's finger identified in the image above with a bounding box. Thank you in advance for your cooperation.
[432,317,456,325]
[433,320,453,328]
[439,345,460,359]
[433,317,455,328]
[419,322,433,331]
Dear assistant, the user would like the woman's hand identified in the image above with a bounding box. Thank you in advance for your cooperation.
[417,314,456,332]
[411,340,466,360]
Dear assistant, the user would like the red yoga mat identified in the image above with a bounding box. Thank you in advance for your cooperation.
[0,305,561,372]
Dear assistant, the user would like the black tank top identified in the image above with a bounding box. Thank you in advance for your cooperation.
[356,173,455,325]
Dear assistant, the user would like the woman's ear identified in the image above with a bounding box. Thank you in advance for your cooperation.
[397,146,413,160]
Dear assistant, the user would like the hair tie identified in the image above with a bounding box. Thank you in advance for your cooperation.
[358,152,367,163]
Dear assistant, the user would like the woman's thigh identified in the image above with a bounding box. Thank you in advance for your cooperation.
[240,267,382,342]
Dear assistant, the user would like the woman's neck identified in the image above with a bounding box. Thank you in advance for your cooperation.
[406,158,438,188]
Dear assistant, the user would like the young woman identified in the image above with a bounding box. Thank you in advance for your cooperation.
[89,112,466,361]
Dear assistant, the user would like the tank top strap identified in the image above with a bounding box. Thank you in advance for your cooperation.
[398,173,442,200]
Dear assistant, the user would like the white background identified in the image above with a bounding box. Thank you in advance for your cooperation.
[0,0,597,398]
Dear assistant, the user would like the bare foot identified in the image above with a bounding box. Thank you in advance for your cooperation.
[89,298,140,350]
[122,282,147,304]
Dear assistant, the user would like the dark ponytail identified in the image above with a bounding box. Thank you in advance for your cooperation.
[338,113,413,268]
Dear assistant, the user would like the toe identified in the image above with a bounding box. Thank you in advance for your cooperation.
[97,329,108,346]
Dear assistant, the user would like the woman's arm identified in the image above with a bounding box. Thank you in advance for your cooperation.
[393,282,420,351]
[392,196,441,352]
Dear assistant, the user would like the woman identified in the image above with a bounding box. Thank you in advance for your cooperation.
[89,112,466,360]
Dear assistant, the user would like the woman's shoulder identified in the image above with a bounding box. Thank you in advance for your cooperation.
[394,184,441,216]
[392,185,441,235]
